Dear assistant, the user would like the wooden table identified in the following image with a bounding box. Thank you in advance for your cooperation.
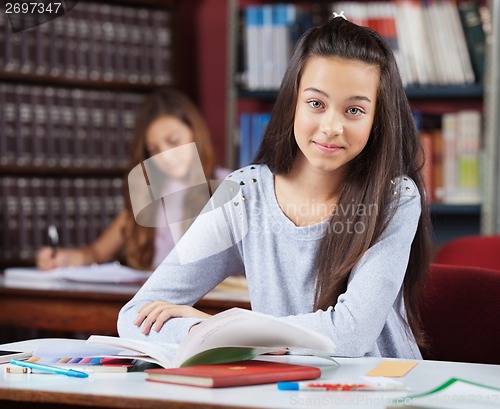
[0,275,250,336]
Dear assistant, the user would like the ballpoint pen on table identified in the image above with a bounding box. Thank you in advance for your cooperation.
[5,365,97,375]
[48,225,59,258]
[10,359,89,378]
[277,381,406,391]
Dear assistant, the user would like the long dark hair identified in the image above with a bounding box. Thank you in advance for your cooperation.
[254,17,432,348]
[122,88,217,270]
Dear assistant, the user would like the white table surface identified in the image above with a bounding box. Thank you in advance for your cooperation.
[1,339,499,409]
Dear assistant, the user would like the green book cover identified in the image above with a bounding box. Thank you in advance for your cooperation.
[388,377,500,408]
[458,156,479,189]
[458,1,486,83]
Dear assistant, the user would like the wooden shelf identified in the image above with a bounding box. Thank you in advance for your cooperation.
[430,203,481,215]
[237,84,484,101]
[0,71,170,91]
[238,89,278,100]
[405,84,484,99]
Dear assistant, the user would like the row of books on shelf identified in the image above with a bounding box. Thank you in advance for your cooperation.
[0,83,144,168]
[0,176,123,262]
[240,3,320,91]
[0,1,172,85]
[340,0,487,86]
[417,109,482,205]
[239,0,487,91]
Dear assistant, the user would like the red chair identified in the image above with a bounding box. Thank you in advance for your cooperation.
[434,235,500,270]
[419,263,500,364]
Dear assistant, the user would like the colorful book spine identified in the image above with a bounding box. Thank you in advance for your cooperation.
[238,112,271,168]
[239,113,252,167]
[458,1,486,83]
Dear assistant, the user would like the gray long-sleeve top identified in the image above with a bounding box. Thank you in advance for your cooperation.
[118,164,422,359]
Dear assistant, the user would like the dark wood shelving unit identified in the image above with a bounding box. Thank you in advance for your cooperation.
[0,0,175,266]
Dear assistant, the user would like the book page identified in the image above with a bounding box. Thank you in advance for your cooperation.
[4,263,151,284]
[61,263,151,283]
[175,308,335,367]
[3,267,63,281]
[33,338,125,358]
[87,335,177,368]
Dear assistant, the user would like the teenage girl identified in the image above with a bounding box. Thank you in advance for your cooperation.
[118,15,432,358]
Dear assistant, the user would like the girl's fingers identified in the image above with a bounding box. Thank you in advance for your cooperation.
[134,302,161,326]
[150,306,202,332]
[138,303,176,333]
[133,313,146,326]
[135,303,212,334]
[152,310,177,332]
[140,308,163,334]
[146,306,184,332]
[134,305,151,326]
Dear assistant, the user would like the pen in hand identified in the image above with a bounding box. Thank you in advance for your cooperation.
[48,225,59,258]
[10,359,89,378]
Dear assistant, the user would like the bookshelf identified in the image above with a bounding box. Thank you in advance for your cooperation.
[225,0,491,245]
[0,1,176,267]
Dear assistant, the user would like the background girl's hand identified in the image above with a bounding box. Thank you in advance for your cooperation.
[134,301,211,334]
[35,247,71,270]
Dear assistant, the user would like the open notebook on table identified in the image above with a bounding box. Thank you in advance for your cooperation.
[3,262,152,284]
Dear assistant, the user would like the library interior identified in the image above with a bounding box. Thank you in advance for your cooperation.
[1,1,500,409]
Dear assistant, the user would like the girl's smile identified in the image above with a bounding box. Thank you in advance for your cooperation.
[312,141,344,154]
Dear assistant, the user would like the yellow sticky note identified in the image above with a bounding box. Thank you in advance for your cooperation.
[366,361,417,378]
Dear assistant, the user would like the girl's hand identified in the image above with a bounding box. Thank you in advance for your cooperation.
[134,301,211,334]
[36,247,71,270]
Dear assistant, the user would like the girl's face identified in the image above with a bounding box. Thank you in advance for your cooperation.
[145,115,195,179]
[294,56,380,176]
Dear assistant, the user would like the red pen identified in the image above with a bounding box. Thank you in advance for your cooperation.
[278,381,406,391]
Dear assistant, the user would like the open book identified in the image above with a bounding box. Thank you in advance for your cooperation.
[3,263,151,284]
[87,308,336,368]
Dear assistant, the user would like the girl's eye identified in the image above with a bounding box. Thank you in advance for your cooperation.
[307,100,324,109]
[347,107,363,116]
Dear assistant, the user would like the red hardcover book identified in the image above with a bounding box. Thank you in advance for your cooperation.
[145,360,321,388]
